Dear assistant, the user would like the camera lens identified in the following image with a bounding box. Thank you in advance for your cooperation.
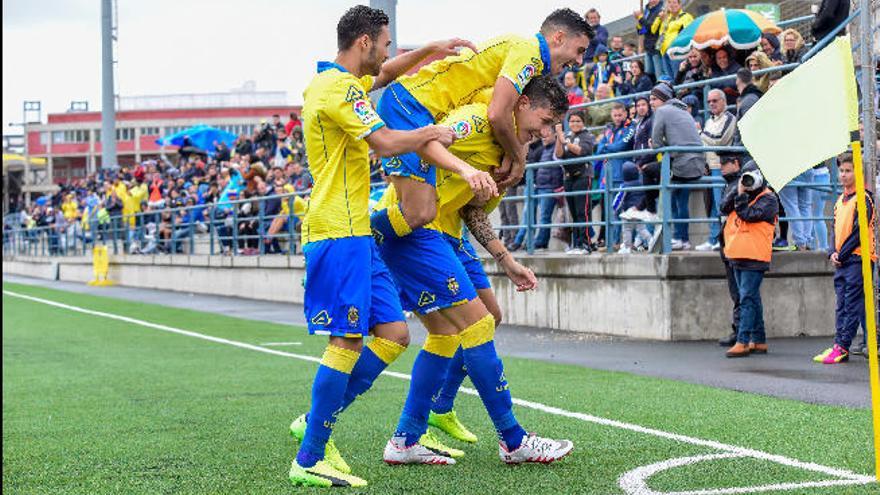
[741,174,755,188]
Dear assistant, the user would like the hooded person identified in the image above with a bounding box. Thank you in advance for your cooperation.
[759,33,783,63]
[584,44,621,96]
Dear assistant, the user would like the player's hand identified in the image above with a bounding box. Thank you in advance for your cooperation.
[501,258,538,292]
[431,125,457,147]
[495,154,526,190]
[830,252,841,267]
[462,166,498,202]
[431,38,478,57]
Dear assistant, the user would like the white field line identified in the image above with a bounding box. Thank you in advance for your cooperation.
[4,289,876,493]
[260,342,303,347]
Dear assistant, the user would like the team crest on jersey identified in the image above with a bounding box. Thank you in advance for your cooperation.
[418,291,437,307]
[451,120,472,139]
[517,64,537,87]
[345,85,365,102]
[347,306,360,326]
[311,310,332,326]
[471,115,488,133]
[447,276,460,295]
[352,99,379,125]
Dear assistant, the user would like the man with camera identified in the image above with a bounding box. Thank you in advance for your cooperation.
[719,157,779,358]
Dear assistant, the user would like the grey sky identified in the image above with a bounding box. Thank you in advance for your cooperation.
[2,1,637,137]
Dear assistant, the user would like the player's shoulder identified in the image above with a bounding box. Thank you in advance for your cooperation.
[443,103,490,138]
[482,33,532,48]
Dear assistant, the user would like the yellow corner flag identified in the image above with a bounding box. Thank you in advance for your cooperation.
[742,35,880,483]
[738,36,858,190]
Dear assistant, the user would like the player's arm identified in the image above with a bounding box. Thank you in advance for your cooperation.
[418,140,497,201]
[374,38,478,90]
[488,78,529,189]
[460,201,537,292]
[365,125,454,158]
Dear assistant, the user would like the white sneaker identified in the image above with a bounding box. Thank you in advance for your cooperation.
[711,242,721,251]
[695,241,715,252]
[499,433,573,465]
[618,207,639,221]
[636,210,660,223]
[618,246,632,254]
[672,241,692,251]
[565,248,586,255]
[383,436,456,465]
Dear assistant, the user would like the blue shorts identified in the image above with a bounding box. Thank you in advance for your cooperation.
[373,225,477,314]
[376,82,437,186]
[303,236,404,337]
[445,233,491,290]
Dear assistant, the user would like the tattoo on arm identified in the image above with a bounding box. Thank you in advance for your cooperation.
[460,204,498,249]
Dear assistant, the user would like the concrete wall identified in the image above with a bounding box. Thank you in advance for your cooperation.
[3,252,838,341]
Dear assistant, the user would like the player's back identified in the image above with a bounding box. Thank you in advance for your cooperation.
[301,63,384,244]
[398,34,543,120]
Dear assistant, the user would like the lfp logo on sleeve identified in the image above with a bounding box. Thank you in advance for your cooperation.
[353,100,379,125]
[517,65,537,88]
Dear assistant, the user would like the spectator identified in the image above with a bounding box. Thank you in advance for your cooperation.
[584,8,609,62]
[732,68,762,150]
[780,29,806,68]
[616,161,653,254]
[635,0,665,77]
[586,84,615,127]
[674,48,712,104]
[811,0,849,42]
[710,47,742,104]
[745,51,774,93]
[595,102,636,248]
[270,114,284,134]
[721,161,778,358]
[618,60,654,97]
[554,111,595,254]
[698,88,737,251]
[285,111,302,135]
[650,82,706,250]
[628,96,661,224]
[759,34,783,64]
[287,161,313,194]
[715,152,746,347]
[584,45,621,97]
[651,0,694,79]
[608,36,625,62]
[563,70,585,106]
[234,132,254,158]
[812,161,832,252]
[813,153,876,363]
[511,127,561,251]
[214,140,231,162]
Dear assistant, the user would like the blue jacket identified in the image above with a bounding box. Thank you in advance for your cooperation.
[595,119,636,184]
[531,141,563,190]
[619,161,645,211]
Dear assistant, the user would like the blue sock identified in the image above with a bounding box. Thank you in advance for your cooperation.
[395,334,460,446]
[339,338,406,411]
[461,315,527,450]
[296,344,359,468]
[370,202,412,243]
[431,347,467,414]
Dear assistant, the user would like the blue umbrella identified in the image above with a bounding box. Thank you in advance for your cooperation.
[155,124,237,155]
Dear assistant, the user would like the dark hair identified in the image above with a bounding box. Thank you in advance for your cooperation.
[611,102,627,112]
[541,8,594,39]
[337,5,389,51]
[568,110,586,122]
[736,68,753,85]
[630,59,645,73]
[625,41,638,49]
[718,152,741,164]
[522,74,569,116]
[837,152,854,165]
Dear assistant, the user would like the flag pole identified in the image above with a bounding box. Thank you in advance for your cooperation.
[850,135,880,482]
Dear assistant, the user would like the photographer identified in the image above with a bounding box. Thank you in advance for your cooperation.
[719,160,778,358]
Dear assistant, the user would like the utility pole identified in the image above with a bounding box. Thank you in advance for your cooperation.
[101,0,117,170]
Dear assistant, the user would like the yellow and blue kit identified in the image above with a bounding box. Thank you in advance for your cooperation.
[376,33,551,186]
[372,102,502,314]
[300,61,404,337]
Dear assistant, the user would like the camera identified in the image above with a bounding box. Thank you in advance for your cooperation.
[740,170,764,191]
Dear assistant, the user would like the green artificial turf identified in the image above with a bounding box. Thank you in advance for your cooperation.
[3,282,877,494]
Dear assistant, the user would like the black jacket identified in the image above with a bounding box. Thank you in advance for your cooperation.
[720,183,779,271]
[812,0,849,41]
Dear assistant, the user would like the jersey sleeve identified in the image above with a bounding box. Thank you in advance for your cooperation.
[324,76,385,140]
[442,103,496,164]
[498,41,541,94]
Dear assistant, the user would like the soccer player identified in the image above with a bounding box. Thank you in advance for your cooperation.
[371,8,593,242]
[373,75,574,466]
[288,6,495,488]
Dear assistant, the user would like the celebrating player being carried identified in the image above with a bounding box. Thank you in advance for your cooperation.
[373,75,573,466]
[370,8,593,240]
[288,5,496,488]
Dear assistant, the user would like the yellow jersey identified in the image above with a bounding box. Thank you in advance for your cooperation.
[377,102,503,239]
[301,61,384,244]
[398,33,551,121]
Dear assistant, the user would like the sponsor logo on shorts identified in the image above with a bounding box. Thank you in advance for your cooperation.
[371,228,385,245]
[347,306,360,326]
[311,310,332,326]
[447,276,460,295]
[353,99,379,125]
[385,156,403,169]
[418,291,437,307]
[451,120,472,139]
[517,64,537,87]
[419,159,431,173]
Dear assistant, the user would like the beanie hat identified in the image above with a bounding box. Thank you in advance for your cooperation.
[651,83,674,102]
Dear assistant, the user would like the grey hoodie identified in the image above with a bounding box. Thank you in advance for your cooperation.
[651,98,706,179]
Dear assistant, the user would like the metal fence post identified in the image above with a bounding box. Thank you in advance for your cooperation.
[604,161,614,253]
[660,153,673,254]
[188,210,195,255]
[525,168,535,254]
[287,196,295,255]
[258,200,266,255]
[231,205,239,256]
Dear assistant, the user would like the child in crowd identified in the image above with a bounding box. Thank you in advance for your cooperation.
[814,153,877,364]
[616,162,652,253]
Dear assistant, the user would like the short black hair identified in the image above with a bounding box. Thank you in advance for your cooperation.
[837,152,854,165]
[718,151,741,164]
[541,8,594,39]
[568,110,586,122]
[522,74,569,116]
[337,5,389,51]
[737,68,753,85]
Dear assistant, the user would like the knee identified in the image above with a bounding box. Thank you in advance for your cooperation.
[387,332,411,348]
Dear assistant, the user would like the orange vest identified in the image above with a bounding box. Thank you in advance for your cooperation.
[723,189,776,263]
[833,192,877,262]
